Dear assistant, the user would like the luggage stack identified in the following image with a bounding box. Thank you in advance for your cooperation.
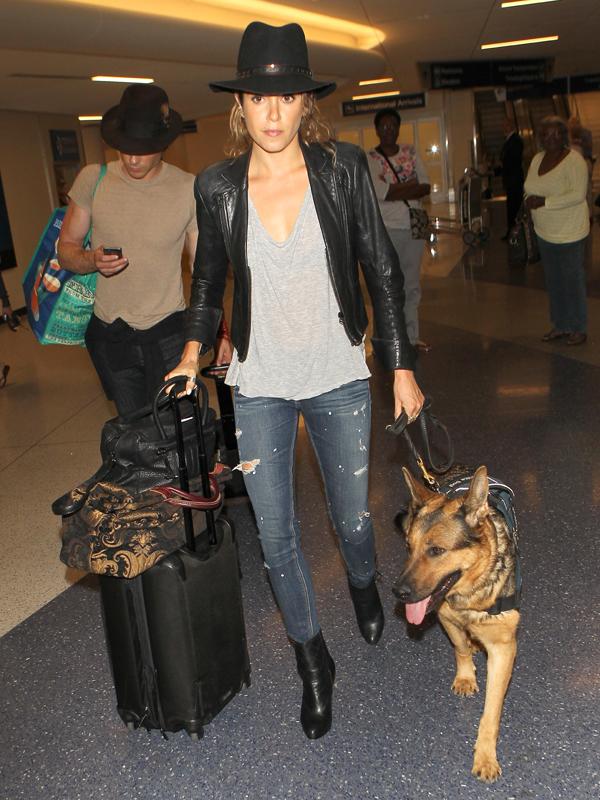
[55,376,251,738]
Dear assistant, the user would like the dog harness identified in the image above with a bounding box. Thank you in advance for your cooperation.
[439,473,522,615]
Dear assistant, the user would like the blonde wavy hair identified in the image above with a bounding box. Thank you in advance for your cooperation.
[225,92,335,158]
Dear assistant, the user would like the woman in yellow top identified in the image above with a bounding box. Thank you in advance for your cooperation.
[524,116,590,345]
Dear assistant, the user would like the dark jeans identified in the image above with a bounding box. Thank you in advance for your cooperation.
[85,312,185,415]
[537,236,587,334]
[233,379,375,643]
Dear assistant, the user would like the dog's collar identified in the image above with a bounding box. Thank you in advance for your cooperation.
[439,473,522,615]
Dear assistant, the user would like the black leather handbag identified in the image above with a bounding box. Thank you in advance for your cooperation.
[52,379,216,517]
[508,204,540,267]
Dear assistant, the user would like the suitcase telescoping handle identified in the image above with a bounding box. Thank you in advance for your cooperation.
[153,377,219,551]
[199,363,238,452]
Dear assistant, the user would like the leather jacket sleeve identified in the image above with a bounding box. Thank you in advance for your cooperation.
[352,148,416,371]
[184,172,227,347]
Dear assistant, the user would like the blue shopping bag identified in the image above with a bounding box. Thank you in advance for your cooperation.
[22,164,106,346]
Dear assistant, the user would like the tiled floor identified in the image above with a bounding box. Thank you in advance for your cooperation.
[1,207,599,800]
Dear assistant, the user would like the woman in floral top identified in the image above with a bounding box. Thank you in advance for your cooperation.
[367,109,431,351]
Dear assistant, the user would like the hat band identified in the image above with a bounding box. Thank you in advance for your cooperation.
[121,116,170,140]
[237,64,313,79]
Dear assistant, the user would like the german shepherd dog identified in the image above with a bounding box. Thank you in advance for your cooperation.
[393,465,520,782]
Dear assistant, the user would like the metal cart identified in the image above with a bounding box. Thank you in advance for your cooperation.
[431,168,490,246]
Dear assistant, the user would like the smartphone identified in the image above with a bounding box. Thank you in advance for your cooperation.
[103,247,123,257]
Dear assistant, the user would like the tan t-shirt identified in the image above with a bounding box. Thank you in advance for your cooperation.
[68,160,197,329]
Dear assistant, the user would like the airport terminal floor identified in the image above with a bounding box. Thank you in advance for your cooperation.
[1,202,599,800]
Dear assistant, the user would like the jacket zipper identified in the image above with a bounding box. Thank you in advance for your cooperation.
[324,174,360,345]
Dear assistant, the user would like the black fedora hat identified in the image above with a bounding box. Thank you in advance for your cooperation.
[209,22,336,98]
[101,84,183,155]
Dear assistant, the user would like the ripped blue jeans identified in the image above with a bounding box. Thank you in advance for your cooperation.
[233,379,375,643]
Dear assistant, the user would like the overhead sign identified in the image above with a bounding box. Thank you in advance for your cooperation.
[342,93,426,117]
[569,73,600,93]
[507,72,600,99]
[428,60,548,89]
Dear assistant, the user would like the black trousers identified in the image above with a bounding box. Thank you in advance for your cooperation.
[505,182,524,233]
[85,312,185,416]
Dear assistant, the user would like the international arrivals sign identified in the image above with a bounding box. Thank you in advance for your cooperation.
[342,93,426,117]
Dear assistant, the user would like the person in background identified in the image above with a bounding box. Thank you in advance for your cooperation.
[367,109,431,352]
[499,116,524,239]
[58,84,203,415]
[525,116,589,346]
[167,21,423,740]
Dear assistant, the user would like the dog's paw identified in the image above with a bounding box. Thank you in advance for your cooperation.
[472,754,502,782]
[452,676,479,696]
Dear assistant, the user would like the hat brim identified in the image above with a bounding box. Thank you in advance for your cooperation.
[100,106,184,155]
[209,75,336,99]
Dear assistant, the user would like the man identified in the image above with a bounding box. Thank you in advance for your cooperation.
[367,109,431,352]
[499,116,524,240]
[58,84,199,414]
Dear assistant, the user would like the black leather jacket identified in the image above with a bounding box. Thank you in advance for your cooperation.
[185,140,416,371]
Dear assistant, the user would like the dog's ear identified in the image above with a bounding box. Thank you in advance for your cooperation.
[464,465,489,528]
[402,467,437,509]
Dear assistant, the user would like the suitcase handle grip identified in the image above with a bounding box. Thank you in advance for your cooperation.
[152,377,209,439]
[151,478,221,510]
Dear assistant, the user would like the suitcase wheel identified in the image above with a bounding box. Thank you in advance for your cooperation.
[126,721,136,731]
[188,729,204,741]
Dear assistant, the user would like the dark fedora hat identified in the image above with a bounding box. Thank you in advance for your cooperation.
[101,84,183,155]
[209,22,336,98]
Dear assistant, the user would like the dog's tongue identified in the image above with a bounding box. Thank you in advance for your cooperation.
[405,596,431,625]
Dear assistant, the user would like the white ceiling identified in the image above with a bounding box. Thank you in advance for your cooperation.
[1,0,599,119]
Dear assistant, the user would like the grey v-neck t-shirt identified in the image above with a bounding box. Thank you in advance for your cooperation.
[226,187,370,400]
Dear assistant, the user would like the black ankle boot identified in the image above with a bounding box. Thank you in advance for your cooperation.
[348,577,384,644]
[292,630,335,740]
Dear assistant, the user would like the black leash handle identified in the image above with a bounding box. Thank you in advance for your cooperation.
[386,397,454,486]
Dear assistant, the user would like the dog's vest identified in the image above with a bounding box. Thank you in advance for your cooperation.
[439,473,522,615]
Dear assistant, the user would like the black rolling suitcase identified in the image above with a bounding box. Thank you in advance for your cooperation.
[99,377,251,738]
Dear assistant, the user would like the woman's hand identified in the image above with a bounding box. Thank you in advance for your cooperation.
[213,335,233,366]
[393,369,424,422]
[525,195,545,210]
[164,358,198,395]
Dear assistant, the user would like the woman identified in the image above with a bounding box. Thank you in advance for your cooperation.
[524,116,589,345]
[167,21,423,739]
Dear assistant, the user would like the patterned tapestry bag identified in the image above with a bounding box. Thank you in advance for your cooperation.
[55,379,225,579]
[375,145,431,240]
[22,164,106,345]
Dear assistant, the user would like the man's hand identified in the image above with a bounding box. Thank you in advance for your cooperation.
[393,369,424,422]
[93,246,129,277]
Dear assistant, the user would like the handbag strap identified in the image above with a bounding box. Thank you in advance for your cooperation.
[151,477,221,510]
[375,145,415,211]
[83,163,107,248]
[386,397,454,488]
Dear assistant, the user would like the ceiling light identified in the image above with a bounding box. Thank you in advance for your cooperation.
[91,76,154,83]
[481,35,558,49]
[59,0,383,49]
[78,115,102,121]
[359,78,394,86]
[501,0,559,7]
[352,90,400,101]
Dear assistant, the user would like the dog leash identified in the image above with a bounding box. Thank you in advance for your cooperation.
[386,397,454,488]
